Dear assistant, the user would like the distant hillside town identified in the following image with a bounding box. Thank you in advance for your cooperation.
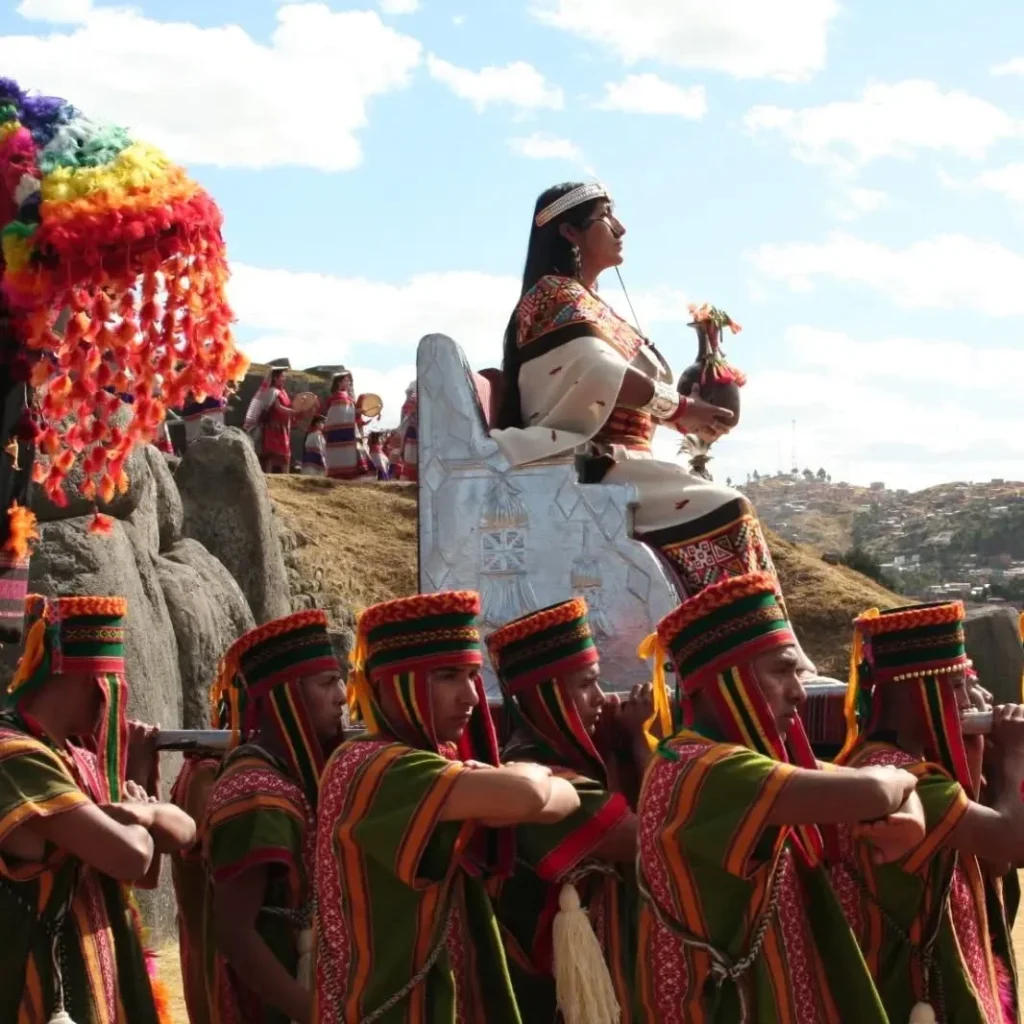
[738,472,1024,609]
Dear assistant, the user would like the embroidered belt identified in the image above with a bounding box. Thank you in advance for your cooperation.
[593,406,654,452]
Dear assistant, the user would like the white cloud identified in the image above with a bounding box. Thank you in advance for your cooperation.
[686,325,1024,490]
[744,80,1019,174]
[595,74,706,119]
[974,163,1024,204]
[426,55,563,112]
[452,15,466,26]
[380,0,418,13]
[508,132,583,162]
[829,186,887,221]
[748,232,1024,316]
[991,57,1024,76]
[4,2,421,171]
[530,0,840,82]
[16,0,91,22]
[231,265,692,376]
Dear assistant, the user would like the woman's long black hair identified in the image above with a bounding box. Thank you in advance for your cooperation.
[495,182,604,430]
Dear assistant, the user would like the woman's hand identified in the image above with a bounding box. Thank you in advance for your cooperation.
[674,386,734,438]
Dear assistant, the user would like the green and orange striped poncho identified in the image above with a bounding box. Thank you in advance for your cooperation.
[0,712,166,1024]
[314,737,521,1024]
[637,733,887,1023]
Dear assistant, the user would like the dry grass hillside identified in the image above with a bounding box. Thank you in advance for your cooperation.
[266,475,903,676]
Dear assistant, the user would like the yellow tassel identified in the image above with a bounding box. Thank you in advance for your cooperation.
[210,649,242,745]
[909,1002,936,1023]
[1018,611,1023,703]
[551,882,620,1024]
[638,632,671,750]
[346,629,378,732]
[835,609,879,763]
[9,612,48,695]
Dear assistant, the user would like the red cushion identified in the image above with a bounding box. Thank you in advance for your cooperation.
[471,372,492,427]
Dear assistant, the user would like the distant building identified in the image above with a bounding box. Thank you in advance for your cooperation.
[870,481,885,491]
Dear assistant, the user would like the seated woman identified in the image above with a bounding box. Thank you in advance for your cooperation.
[490,181,782,605]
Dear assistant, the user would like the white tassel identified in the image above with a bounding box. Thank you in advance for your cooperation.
[909,1002,937,1023]
[291,927,314,1024]
[551,882,620,1024]
[47,1012,75,1024]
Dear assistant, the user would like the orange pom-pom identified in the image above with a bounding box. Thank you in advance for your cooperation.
[98,474,116,504]
[2,503,39,558]
[88,512,114,536]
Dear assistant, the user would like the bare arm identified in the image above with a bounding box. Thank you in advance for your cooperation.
[438,763,554,824]
[15,803,155,880]
[765,765,917,828]
[524,776,582,824]
[213,867,311,1024]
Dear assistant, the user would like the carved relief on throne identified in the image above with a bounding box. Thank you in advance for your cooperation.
[479,473,537,632]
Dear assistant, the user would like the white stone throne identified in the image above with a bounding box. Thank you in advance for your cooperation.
[416,333,682,697]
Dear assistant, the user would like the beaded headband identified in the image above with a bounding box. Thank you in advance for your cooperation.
[486,598,597,694]
[534,183,609,228]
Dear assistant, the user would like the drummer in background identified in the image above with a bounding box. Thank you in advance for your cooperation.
[321,369,374,480]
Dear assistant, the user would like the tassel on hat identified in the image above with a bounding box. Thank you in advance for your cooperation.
[551,882,620,1024]
[909,1002,936,1023]
[637,632,672,750]
[292,927,314,1024]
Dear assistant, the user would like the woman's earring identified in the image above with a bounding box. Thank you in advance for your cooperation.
[571,244,582,279]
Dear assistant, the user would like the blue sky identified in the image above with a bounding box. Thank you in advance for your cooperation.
[3,0,1023,490]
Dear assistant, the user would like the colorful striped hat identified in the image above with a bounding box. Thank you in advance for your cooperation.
[0,77,248,532]
[850,602,967,683]
[486,597,605,780]
[7,594,129,801]
[486,597,597,694]
[840,601,972,790]
[212,610,340,804]
[656,571,795,694]
[359,590,483,685]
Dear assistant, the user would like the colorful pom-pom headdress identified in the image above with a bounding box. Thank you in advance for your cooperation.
[0,78,249,640]
[7,594,129,802]
[651,572,830,865]
[838,602,972,792]
[486,597,606,781]
[210,609,340,804]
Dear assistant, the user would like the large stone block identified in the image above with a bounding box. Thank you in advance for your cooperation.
[176,428,290,624]
[965,607,1023,704]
